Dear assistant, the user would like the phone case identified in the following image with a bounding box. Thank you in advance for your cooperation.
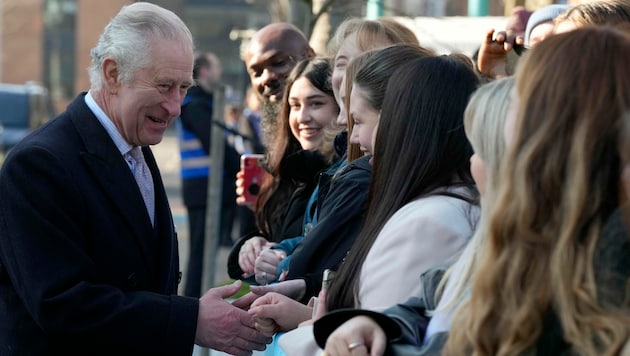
[241,154,265,203]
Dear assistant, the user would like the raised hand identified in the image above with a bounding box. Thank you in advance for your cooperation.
[477,28,524,79]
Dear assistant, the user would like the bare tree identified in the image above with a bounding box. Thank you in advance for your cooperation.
[266,0,364,54]
[269,0,290,22]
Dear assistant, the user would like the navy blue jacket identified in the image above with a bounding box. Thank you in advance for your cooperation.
[286,155,373,302]
[0,94,197,355]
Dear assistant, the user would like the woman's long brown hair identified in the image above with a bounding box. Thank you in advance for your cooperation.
[445,26,630,356]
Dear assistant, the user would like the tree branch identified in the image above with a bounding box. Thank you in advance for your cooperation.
[309,0,337,35]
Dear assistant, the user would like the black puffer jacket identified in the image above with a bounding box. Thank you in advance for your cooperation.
[286,155,373,302]
[227,150,330,280]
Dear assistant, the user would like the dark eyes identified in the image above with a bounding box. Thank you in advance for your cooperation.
[158,83,190,94]
[290,101,325,111]
[249,57,293,78]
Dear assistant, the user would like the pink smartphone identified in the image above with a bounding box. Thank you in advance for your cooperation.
[240,154,265,203]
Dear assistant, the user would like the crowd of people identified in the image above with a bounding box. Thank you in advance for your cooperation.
[0,1,629,355]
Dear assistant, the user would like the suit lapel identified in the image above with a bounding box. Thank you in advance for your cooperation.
[67,95,158,279]
[143,147,179,293]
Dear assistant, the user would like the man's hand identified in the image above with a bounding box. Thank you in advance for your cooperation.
[248,292,313,332]
[195,281,272,355]
[231,291,259,311]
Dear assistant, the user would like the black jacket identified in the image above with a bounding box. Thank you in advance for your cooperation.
[227,150,330,280]
[286,155,373,302]
[0,95,196,355]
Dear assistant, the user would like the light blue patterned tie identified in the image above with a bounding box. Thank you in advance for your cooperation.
[129,147,154,226]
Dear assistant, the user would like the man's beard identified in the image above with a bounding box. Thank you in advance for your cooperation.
[261,100,281,149]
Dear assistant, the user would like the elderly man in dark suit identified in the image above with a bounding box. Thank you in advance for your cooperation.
[0,2,269,355]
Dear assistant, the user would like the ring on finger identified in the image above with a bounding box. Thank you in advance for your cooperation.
[348,342,365,351]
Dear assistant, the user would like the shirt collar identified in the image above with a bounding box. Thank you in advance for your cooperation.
[84,91,133,156]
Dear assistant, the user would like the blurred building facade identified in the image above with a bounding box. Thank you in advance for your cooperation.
[2,0,281,113]
[0,0,559,115]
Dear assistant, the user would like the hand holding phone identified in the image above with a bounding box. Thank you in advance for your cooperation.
[240,154,265,204]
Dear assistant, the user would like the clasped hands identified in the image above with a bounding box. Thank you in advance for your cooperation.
[204,281,387,356]
[229,279,314,336]
[238,236,287,284]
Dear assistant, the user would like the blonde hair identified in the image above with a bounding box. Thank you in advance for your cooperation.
[464,77,514,189]
[554,0,630,29]
[326,17,419,57]
[446,26,630,356]
[327,18,420,161]
[433,77,515,316]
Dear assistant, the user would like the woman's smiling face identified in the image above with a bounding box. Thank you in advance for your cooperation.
[349,83,380,155]
[288,77,338,150]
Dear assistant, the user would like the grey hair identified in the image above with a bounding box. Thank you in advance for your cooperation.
[88,2,193,90]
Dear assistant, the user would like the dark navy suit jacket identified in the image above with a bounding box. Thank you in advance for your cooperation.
[0,94,198,355]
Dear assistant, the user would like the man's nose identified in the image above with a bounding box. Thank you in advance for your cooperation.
[260,68,279,85]
[162,90,182,117]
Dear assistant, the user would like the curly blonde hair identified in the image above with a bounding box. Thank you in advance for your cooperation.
[445,26,630,356]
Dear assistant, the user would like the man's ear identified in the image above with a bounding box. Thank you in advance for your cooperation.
[102,57,121,94]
